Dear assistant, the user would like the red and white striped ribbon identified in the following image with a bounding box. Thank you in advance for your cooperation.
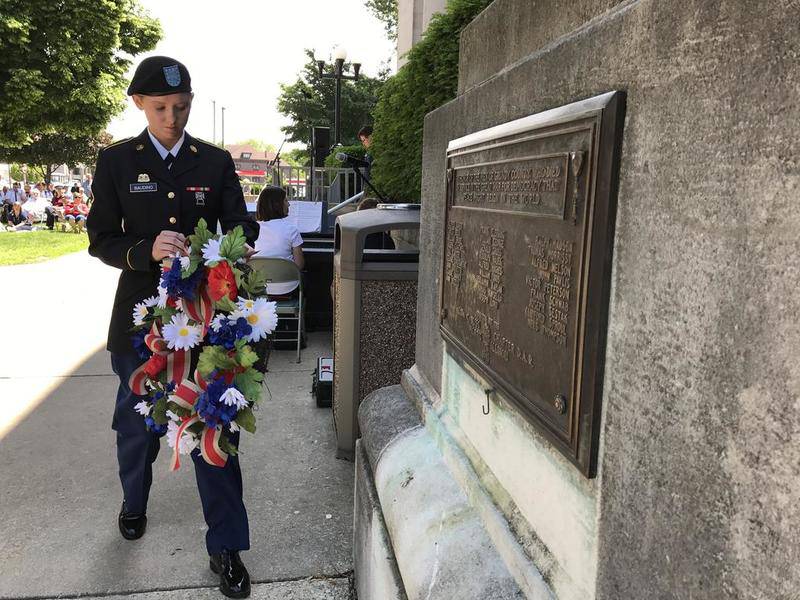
[200,426,229,468]
[170,415,200,471]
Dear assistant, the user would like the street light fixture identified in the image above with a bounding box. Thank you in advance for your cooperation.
[317,46,361,147]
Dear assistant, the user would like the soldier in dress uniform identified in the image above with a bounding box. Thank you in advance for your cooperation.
[86,56,257,599]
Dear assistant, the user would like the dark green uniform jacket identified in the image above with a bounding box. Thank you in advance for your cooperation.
[87,129,258,354]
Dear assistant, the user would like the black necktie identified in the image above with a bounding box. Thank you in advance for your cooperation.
[164,153,174,170]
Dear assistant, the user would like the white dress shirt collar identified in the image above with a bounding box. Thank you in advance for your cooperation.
[147,129,185,159]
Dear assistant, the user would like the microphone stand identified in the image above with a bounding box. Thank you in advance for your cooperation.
[350,161,389,203]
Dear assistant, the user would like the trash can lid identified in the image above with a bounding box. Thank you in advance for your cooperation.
[377,203,421,210]
[335,207,421,273]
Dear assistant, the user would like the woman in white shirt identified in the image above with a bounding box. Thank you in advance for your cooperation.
[253,186,304,296]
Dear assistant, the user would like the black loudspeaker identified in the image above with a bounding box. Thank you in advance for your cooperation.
[312,126,330,167]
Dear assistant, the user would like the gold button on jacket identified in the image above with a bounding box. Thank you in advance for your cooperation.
[169,216,177,224]
[167,191,175,199]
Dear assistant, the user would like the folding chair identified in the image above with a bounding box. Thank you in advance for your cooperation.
[248,257,304,363]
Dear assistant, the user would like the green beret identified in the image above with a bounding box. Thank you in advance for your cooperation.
[127,56,192,96]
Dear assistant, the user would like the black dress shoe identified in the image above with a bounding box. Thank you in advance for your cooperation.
[118,503,147,540]
[210,550,251,598]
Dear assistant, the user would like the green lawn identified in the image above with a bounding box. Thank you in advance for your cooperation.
[0,230,89,266]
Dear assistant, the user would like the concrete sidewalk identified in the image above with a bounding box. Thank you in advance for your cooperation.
[0,251,353,599]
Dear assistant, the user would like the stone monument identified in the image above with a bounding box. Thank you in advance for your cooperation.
[354,1,800,599]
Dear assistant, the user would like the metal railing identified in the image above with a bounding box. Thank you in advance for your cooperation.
[241,166,361,203]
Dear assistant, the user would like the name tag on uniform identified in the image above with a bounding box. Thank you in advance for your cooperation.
[130,183,158,193]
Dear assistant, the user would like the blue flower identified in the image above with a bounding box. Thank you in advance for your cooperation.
[131,329,152,360]
[160,262,205,301]
[143,416,167,436]
[208,317,252,350]
[195,377,240,429]
[233,317,253,340]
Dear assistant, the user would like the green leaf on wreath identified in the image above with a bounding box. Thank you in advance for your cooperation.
[220,226,247,262]
[152,396,169,425]
[189,218,214,252]
[219,434,239,457]
[153,305,178,322]
[234,368,264,403]
[214,295,237,312]
[235,407,257,434]
[182,254,201,278]
[232,265,244,289]
[166,402,191,420]
[236,345,259,369]
[243,268,268,296]
[198,346,238,377]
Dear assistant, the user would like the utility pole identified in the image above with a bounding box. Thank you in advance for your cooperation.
[221,107,226,148]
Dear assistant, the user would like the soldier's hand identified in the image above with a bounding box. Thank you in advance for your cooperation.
[243,243,257,260]
[152,230,188,261]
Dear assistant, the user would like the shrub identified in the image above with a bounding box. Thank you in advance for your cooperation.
[370,0,492,202]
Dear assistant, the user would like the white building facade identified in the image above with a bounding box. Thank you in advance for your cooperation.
[396,0,446,66]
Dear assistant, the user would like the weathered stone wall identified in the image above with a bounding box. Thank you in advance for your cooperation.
[417,0,800,598]
[458,0,621,94]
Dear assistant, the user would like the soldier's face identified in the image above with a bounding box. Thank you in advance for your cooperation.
[133,92,193,146]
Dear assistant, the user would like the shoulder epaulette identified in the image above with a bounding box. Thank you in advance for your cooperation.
[103,137,132,151]
[193,137,225,151]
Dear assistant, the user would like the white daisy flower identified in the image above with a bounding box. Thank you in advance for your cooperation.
[210,313,227,332]
[229,421,241,433]
[179,255,191,271]
[143,296,158,307]
[166,420,199,455]
[162,312,202,350]
[220,387,248,410]
[240,298,278,342]
[236,297,257,312]
[165,409,181,422]
[202,237,224,265]
[132,301,151,326]
[157,283,169,308]
[134,401,151,416]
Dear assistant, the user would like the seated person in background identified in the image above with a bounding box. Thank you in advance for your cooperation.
[21,188,51,224]
[63,189,90,230]
[253,186,304,296]
[6,202,33,231]
[0,187,10,224]
[46,188,66,230]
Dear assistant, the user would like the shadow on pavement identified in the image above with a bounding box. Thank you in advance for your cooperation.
[0,334,353,598]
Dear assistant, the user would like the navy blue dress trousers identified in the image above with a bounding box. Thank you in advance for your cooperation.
[111,352,250,554]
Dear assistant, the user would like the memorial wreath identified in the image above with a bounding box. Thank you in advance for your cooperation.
[128,219,277,470]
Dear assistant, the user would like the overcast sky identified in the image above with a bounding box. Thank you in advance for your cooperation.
[107,0,396,148]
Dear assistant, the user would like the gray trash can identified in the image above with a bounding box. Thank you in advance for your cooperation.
[333,205,420,460]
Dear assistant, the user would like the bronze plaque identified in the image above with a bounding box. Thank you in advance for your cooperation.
[440,91,626,477]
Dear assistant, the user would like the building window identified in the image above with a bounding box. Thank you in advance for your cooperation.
[241,152,251,159]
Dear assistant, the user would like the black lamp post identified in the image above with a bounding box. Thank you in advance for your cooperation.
[317,46,361,147]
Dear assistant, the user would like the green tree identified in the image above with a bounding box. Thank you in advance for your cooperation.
[281,148,307,167]
[0,131,113,183]
[370,0,492,201]
[365,0,398,40]
[0,0,161,147]
[232,139,277,153]
[277,49,387,162]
